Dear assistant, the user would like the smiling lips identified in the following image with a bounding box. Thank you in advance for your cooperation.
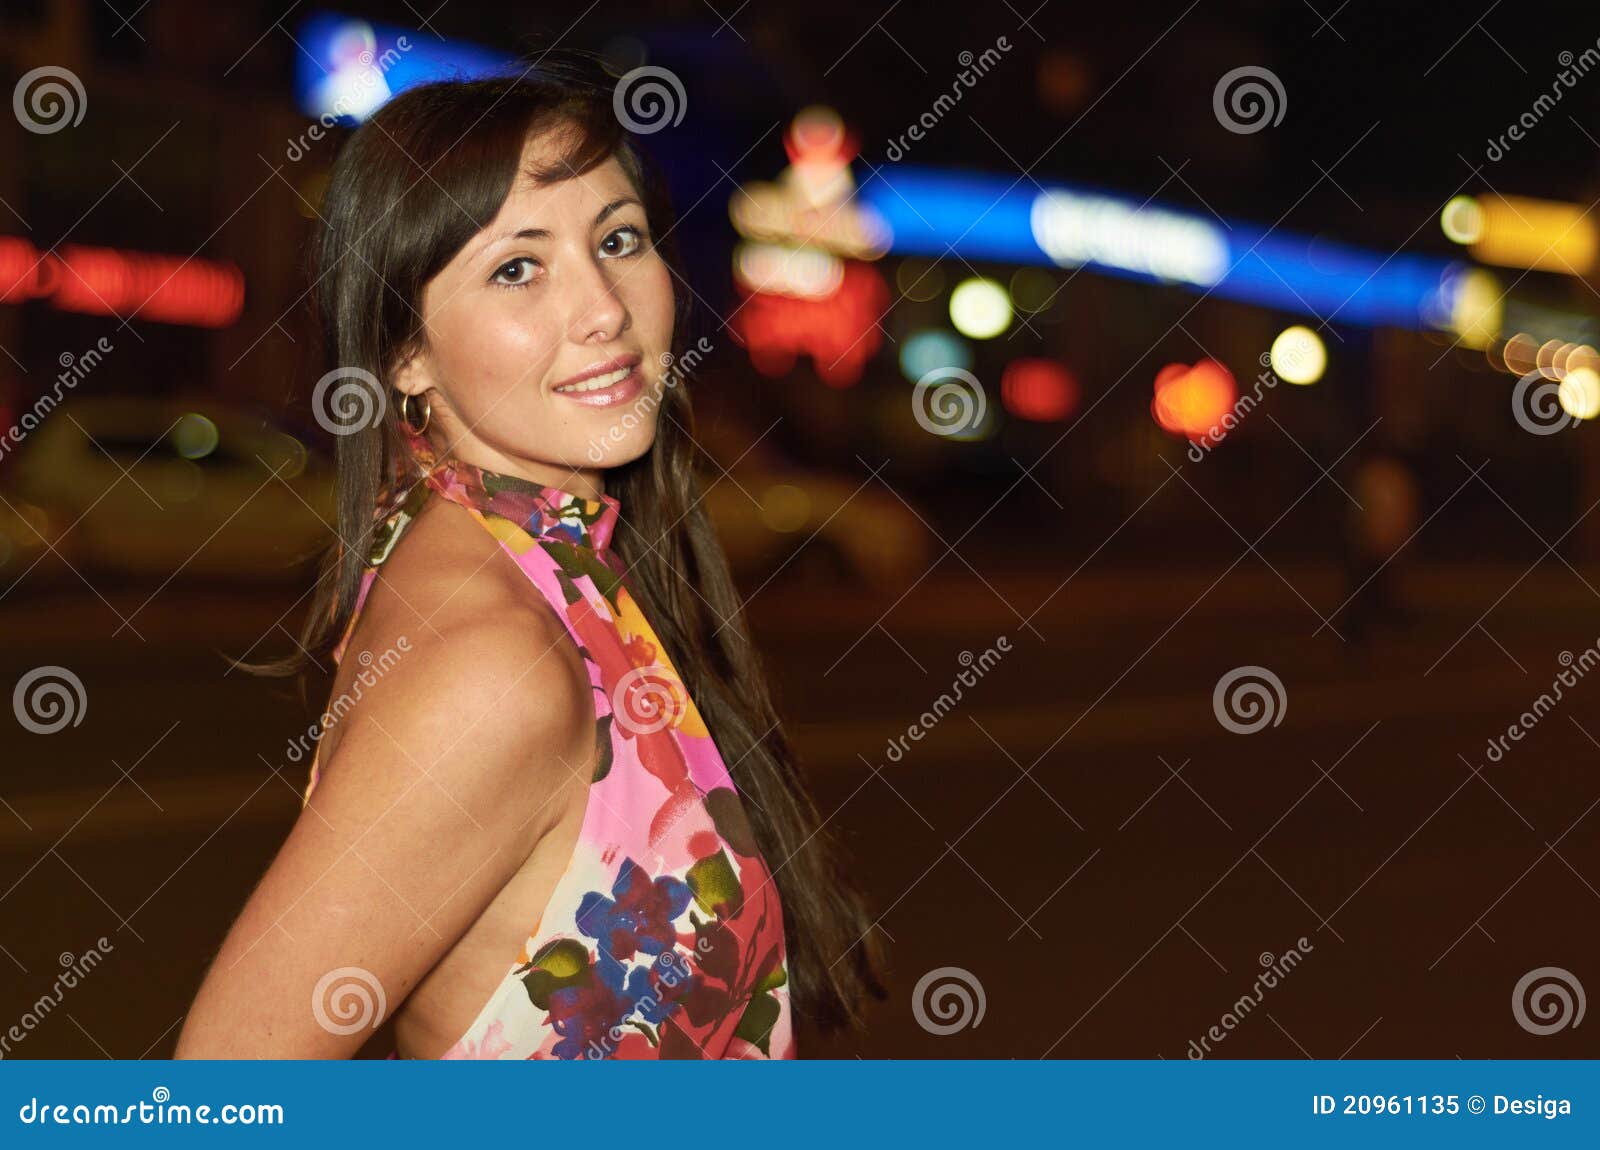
[552,356,645,408]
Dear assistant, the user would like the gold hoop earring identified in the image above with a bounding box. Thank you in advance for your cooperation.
[398,392,431,435]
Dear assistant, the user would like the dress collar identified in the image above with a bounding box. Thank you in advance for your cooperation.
[400,427,621,554]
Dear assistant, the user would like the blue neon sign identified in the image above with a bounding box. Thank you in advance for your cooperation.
[856,165,1461,329]
[293,10,518,123]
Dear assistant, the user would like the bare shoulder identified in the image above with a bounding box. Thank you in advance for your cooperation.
[175,499,595,1057]
[319,495,595,833]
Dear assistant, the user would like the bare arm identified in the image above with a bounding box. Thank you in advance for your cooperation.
[175,606,590,1058]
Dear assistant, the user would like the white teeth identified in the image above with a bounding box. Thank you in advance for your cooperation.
[556,366,632,393]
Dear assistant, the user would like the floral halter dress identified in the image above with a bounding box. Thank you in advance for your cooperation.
[301,432,794,1060]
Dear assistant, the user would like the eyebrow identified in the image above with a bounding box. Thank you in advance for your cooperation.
[479,197,643,254]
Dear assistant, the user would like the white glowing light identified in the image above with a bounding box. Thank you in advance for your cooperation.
[1029,189,1229,286]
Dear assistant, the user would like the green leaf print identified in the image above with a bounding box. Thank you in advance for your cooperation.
[732,990,781,1055]
[519,938,590,1010]
[686,848,745,920]
[543,538,623,610]
[591,714,614,782]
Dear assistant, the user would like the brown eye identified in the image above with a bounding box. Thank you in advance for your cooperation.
[491,257,539,287]
[600,226,643,258]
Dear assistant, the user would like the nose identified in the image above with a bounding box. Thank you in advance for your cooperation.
[565,251,629,344]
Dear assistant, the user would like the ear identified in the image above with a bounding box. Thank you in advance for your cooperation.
[389,338,431,398]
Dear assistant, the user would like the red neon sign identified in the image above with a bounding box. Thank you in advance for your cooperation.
[0,237,245,328]
[730,259,890,388]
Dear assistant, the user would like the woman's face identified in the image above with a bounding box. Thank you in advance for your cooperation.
[392,126,675,498]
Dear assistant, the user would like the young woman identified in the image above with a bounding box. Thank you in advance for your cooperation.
[177,53,883,1060]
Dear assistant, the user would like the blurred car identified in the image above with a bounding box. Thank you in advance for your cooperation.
[7,396,335,581]
[0,495,60,587]
[704,467,932,590]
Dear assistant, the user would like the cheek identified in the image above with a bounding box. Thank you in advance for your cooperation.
[434,297,560,409]
[619,258,676,339]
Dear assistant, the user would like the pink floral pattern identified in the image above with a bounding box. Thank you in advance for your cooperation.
[302,433,794,1060]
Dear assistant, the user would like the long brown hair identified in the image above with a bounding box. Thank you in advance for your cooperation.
[253,51,885,1032]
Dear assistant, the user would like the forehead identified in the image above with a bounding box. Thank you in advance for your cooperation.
[492,128,635,220]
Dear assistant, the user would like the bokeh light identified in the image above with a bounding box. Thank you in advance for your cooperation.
[1151,360,1237,439]
[899,328,973,382]
[1559,367,1600,421]
[1269,326,1327,385]
[1440,195,1483,244]
[1001,359,1079,421]
[172,413,219,460]
[949,277,1013,339]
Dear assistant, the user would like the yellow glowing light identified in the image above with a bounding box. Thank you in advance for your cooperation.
[949,277,1012,339]
[1537,338,1565,379]
[1269,326,1327,385]
[759,484,811,532]
[1569,345,1600,375]
[1559,367,1600,420]
[1469,195,1599,276]
[1440,196,1483,244]
[1501,332,1540,376]
[172,413,219,459]
[1449,268,1503,350]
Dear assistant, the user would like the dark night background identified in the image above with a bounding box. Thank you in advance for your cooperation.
[1,0,1598,1059]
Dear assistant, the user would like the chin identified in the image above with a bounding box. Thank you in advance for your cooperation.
[578,421,659,469]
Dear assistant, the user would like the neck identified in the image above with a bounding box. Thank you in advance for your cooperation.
[420,430,605,501]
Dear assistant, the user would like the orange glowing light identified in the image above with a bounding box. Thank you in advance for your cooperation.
[1151,359,1237,439]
